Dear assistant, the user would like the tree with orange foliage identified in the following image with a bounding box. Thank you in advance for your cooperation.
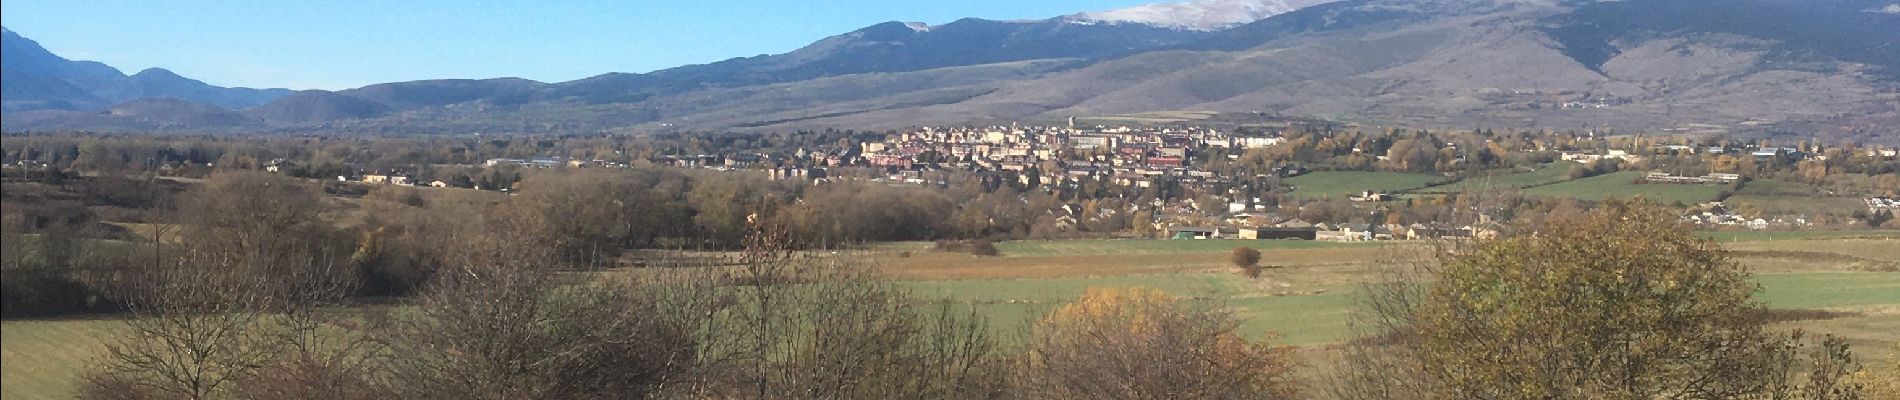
[1020,288,1297,399]
[1852,343,1899,399]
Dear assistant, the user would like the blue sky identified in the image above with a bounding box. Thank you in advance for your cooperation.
[1,0,1157,90]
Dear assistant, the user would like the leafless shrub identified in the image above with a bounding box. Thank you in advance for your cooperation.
[78,370,177,400]
[1016,288,1298,400]
[969,239,1001,257]
[372,262,695,399]
[652,217,1007,399]
[84,172,376,400]
[89,249,279,400]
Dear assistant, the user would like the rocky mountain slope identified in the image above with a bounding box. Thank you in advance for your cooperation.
[626,0,1899,142]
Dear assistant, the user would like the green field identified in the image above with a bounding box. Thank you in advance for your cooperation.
[893,270,1900,345]
[992,239,1378,256]
[1524,171,1727,205]
[1754,272,1900,309]
[1699,230,1900,242]
[1736,179,1828,197]
[902,272,1364,346]
[1283,171,1448,199]
[879,239,1381,258]
[1725,179,1865,216]
[1,319,119,399]
[1420,162,1573,193]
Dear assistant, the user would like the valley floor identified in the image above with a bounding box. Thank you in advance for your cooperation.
[5,231,1898,399]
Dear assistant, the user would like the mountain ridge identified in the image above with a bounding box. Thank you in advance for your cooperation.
[3,0,1896,143]
[0,26,293,111]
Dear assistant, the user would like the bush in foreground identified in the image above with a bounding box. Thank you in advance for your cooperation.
[1020,288,1297,399]
[1331,202,1866,399]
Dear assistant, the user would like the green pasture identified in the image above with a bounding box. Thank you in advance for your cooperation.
[1421,162,1573,193]
[1283,171,1447,199]
[1523,171,1727,205]
[993,239,1378,257]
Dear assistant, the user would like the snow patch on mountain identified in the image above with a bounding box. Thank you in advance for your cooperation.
[1067,0,1342,31]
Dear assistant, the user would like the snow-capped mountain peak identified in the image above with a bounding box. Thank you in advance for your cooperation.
[1067,0,1342,31]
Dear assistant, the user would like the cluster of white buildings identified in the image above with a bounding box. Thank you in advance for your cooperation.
[1682,202,1811,229]
[1560,149,1642,164]
[1869,197,1899,213]
[1643,172,1743,184]
[856,124,1290,187]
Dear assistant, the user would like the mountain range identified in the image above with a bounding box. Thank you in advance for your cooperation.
[3,0,1897,143]
[1,27,290,112]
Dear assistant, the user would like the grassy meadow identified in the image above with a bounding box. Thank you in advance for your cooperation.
[1524,171,1727,205]
[880,234,1900,348]
[7,232,1897,398]
[1,319,120,399]
[1283,171,1448,199]
[1418,162,1572,193]
[1725,179,1867,216]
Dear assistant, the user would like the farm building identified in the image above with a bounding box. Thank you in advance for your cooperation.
[1239,227,1319,240]
[1170,227,1218,240]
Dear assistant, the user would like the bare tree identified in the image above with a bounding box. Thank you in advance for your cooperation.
[1016,288,1298,400]
[85,171,376,400]
[91,243,278,400]
[371,200,697,400]
[651,216,1004,399]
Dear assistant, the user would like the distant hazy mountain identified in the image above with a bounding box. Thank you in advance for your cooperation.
[232,14,1217,123]
[6,0,1897,143]
[0,26,290,111]
[108,98,253,127]
[537,17,1215,105]
[245,90,393,123]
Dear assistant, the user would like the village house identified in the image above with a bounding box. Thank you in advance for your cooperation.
[1170,227,1218,240]
[485,157,567,168]
[1643,172,1743,184]
[1238,227,1318,240]
[1350,191,1396,202]
[362,174,414,186]
[1869,197,1899,213]
[1561,149,1641,164]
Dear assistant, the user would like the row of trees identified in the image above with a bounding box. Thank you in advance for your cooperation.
[0,167,1067,319]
